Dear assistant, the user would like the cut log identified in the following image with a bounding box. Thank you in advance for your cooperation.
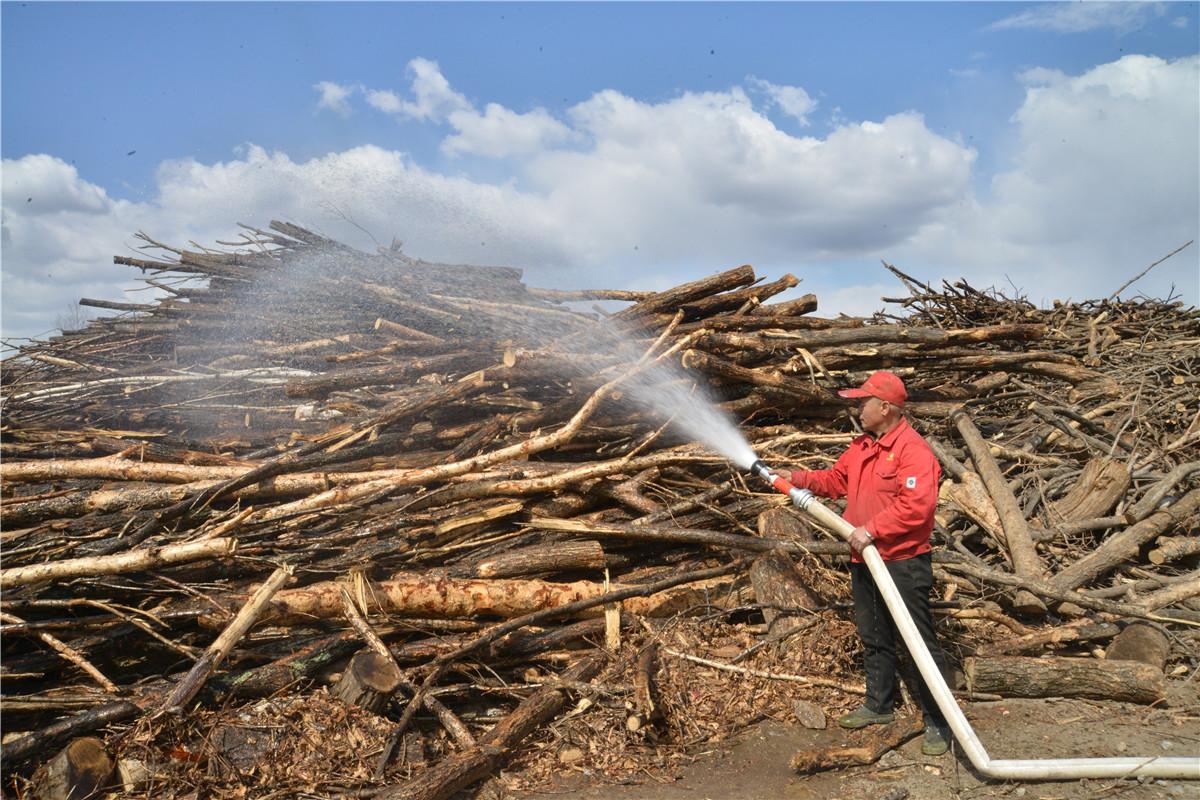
[331,650,403,714]
[29,737,113,800]
[226,571,739,628]
[1046,457,1131,524]
[749,549,822,644]
[964,655,1164,703]
[470,540,606,579]
[626,642,663,735]
[0,537,237,589]
[752,293,818,317]
[790,714,923,774]
[1105,622,1171,671]
[615,264,756,320]
[1149,536,1200,565]
[941,470,1005,543]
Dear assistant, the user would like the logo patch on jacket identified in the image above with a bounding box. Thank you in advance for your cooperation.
[905,476,917,489]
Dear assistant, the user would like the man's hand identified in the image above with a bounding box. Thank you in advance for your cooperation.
[849,525,874,554]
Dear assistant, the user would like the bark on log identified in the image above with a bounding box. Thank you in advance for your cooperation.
[749,549,822,643]
[1138,570,1200,613]
[375,653,606,800]
[468,540,606,579]
[29,737,113,800]
[331,650,403,714]
[615,265,756,320]
[0,702,141,766]
[1046,457,1131,524]
[964,655,1164,703]
[1105,622,1171,671]
[1149,536,1200,565]
[975,621,1121,657]
[752,293,818,317]
[790,714,923,774]
[953,409,1048,615]
[679,349,838,405]
[1050,487,1200,592]
[0,538,237,589]
[215,571,738,629]
[626,642,663,734]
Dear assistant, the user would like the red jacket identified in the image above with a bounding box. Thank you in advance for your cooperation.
[785,417,940,562]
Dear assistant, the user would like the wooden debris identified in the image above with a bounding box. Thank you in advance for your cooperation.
[29,737,113,800]
[2,221,1197,794]
[790,714,923,774]
[332,650,403,714]
[964,655,1165,703]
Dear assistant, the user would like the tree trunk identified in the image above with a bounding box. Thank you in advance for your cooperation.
[953,409,1047,615]
[216,571,738,628]
[964,655,1164,703]
[1105,622,1171,671]
[332,650,403,714]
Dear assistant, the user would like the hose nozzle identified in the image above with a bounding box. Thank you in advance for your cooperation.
[747,458,816,511]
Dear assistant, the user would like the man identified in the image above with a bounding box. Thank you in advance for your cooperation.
[778,370,951,756]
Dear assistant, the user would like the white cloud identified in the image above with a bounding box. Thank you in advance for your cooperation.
[3,53,1197,340]
[896,54,1199,305]
[1171,16,1188,29]
[748,77,818,125]
[314,81,354,117]
[364,89,403,114]
[444,104,575,158]
[989,2,1164,34]
[369,56,472,121]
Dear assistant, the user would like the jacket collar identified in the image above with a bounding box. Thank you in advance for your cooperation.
[863,416,910,449]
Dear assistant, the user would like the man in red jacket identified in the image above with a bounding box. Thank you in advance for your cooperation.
[779,370,950,756]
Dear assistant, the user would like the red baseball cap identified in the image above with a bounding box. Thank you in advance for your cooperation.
[838,370,907,406]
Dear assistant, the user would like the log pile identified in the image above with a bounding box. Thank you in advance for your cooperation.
[2,223,1198,797]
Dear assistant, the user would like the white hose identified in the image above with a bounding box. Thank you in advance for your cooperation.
[789,486,1199,781]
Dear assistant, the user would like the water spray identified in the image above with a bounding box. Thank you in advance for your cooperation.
[741,454,1195,780]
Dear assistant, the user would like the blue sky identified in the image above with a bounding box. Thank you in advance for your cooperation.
[3,2,1198,340]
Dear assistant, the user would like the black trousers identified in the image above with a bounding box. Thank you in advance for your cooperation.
[851,553,948,727]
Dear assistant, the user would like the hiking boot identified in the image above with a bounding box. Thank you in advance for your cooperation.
[836,706,895,729]
[921,725,950,756]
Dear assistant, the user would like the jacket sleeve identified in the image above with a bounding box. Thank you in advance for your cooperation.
[788,451,850,499]
[864,442,940,542]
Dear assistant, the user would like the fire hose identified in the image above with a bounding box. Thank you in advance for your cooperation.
[748,459,1198,781]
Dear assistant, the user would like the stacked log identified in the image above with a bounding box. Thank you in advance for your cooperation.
[1,225,1197,797]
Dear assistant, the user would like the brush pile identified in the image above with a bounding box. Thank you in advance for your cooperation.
[2,222,1197,799]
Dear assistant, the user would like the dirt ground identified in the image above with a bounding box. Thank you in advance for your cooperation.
[518,683,1200,800]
